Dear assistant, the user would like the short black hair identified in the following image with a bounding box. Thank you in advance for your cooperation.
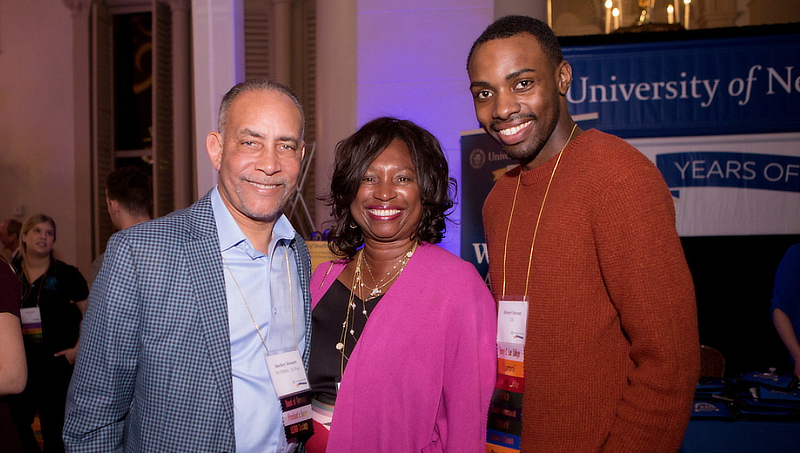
[218,79,305,138]
[325,117,456,258]
[467,15,563,71]
[106,166,152,218]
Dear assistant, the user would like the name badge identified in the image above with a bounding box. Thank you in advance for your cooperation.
[488,296,528,453]
[497,297,528,345]
[20,307,43,342]
[266,350,313,441]
[266,350,310,396]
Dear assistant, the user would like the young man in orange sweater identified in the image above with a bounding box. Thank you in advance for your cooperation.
[468,15,699,453]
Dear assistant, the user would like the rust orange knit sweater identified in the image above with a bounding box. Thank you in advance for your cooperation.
[484,129,699,453]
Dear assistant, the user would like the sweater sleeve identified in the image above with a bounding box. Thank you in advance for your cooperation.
[438,263,497,453]
[593,163,699,453]
[0,263,20,316]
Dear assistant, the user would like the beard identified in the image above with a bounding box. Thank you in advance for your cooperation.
[237,191,288,223]
[226,176,293,225]
[494,95,562,166]
[502,117,557,166]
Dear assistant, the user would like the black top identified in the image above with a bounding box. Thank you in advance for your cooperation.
[308,279,383,405]
[13,257,89,355]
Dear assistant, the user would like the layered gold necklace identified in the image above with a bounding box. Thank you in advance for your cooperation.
[336,241,419,376]
[361,243,416,299]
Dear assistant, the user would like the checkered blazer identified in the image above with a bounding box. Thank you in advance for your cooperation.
[64,191,312,452]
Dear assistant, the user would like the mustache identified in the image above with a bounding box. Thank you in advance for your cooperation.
[491,113,537,130]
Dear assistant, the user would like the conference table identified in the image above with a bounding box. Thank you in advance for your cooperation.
[679,419,800,453]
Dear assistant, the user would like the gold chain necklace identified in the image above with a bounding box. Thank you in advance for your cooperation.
[361,243,418,300]
[335,241,419,376]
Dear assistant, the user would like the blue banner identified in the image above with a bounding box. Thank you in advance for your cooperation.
[563,34,800,138]
[657,152,800,193]
[461,132,517,278]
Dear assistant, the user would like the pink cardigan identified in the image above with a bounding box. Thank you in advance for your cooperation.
[310,242,497,453]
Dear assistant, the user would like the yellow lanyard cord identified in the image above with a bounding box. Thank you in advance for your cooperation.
[501,123,578,298]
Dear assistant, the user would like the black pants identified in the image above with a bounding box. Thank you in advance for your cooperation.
[9,352,73,453]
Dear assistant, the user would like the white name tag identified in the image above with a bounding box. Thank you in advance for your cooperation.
[266,350,310,398]
[20,307,42,325]
[497,298,528,345]
[20,307,43,341]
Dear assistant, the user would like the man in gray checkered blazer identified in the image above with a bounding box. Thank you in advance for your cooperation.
[64,80,313,453]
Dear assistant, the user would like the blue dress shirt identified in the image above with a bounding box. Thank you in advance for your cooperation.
[211,187,306,453]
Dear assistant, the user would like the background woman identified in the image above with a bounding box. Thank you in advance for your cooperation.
[10,214,88,453]
[307,117,496,453]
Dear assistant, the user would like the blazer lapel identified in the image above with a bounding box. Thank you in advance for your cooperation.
[290,234,313,370]
[184,194,235,425]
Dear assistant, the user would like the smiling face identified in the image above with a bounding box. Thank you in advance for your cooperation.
[350,139,423,246]
[22,222,55,258]
[468,33,571,169]
[206,89,304,231]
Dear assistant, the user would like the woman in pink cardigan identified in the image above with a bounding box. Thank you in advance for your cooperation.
[306,117,496,453]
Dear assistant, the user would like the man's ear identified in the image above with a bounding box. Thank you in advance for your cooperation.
[206,132,224,171]
[107,198,120,215]
[557,60,573,96]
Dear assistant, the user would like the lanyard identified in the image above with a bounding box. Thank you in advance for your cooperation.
[500,123,577,297]
[222,243,297,356]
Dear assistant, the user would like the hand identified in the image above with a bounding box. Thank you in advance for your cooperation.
[54,347,78,365]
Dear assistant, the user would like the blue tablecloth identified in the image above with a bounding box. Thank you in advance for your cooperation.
[680,419,800,453]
